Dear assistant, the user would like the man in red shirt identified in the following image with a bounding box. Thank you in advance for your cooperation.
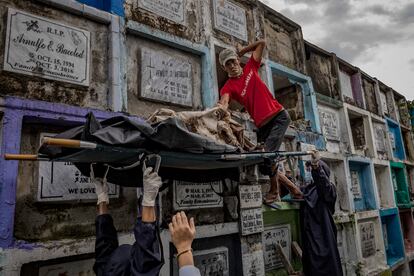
[217,40,302,202]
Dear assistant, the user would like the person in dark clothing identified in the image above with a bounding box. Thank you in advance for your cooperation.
[92,165,164,276]
[300,154,343,276]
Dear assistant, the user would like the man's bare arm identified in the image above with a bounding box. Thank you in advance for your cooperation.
[237,40,266,62]
[218,93,230,109]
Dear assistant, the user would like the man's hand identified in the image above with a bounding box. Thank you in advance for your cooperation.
[310,150,320,167]
[236,43,243,57]
[90,165,109,205]
[142,167,163,207]
[169,211,196,253]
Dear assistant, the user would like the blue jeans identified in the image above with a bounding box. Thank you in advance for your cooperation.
[257,110,291,152]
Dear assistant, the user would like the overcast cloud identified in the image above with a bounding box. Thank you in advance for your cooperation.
[261,0,414,100]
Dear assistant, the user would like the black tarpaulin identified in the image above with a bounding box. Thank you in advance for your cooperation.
[300,161,343,276]
[39,112,243,186]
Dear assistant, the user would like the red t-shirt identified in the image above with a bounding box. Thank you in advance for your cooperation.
[220,56,283,127]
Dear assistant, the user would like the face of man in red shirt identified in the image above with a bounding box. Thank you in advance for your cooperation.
[223,58,242,78]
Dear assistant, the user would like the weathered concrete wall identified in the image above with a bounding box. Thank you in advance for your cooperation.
[263,13,305,73]
[126,35,202,117]
[0,0,110,109]
[125,0,204,43]
[14,124,137,241]
[305,46,340,100]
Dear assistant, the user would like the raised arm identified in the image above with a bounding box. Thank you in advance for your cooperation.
[237,40,266,62]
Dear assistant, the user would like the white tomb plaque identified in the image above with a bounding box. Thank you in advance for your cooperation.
[373,123,386,153]
[360,222,376,258]
[37,133,118,202]
[350,170,362,199]
[241,208,264,236]
[141,47,193,107]
[242,250,265,276]
[39,258,94,276]
[380,92,388,114]
[212,0,248,41]
[173,180,223,210]
[319,108,340,141]
[239,185,262,209]
[392,172,398,191]
[262,225,291,271]
[4,8,90,86]
[138,0,186,25]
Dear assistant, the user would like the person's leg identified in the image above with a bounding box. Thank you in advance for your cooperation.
[262,110,302,201]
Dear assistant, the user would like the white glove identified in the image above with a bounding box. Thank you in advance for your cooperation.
[142,167,163,207]
[90,165,109,205]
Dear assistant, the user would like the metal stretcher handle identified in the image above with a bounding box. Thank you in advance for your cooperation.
[42,137,97,149]
[142,154,161,173]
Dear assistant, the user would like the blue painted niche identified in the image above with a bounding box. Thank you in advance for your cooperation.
[380,208,405,267]
[348,159,377,211]
[77,0,124,16]
[386,117,406,161]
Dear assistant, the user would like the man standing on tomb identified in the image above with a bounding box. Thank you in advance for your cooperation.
[300,154,343,276]
[217,40,302,203]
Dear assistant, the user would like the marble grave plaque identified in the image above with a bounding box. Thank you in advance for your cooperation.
[39,258,94,276]
[239,185,262,209]
[319,108,340,141]
[350,170,362,199]
[138,0,186,25]
[212,0,247,41]
[242,250,265,276]
[141,47,193,107]
[173,180,223,210]
[4,8,90,86]
[360,222,376,258]
[262,225,291,271]
[240,208,264,236]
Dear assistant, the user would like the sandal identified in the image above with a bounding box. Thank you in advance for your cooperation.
[264,193,281,204]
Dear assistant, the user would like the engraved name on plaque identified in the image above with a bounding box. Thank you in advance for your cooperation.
[212,0,248,41]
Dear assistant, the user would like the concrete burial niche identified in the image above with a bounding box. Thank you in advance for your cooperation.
[126,34,203,116]
[361,73,380,116]
[378,82,391,117]
[263,8,306,74]
[406,165,414,202]
[386,118,406,161]
[390,161,411,209]
[374,163,397,209]
[14,118,136,241]
[262,203,301,274]
[0,3,111,109]
[344,104,376,157]
[393,91,411,129]
[347,157,378,212]
[380,208,405,268]
[321,158,352,214]
[124,0,204,43]
[170,234,243,276]
[399,208,414,259]
[304,41,340,100]
[336,221,359,275]
[318,104,350,154]
[372,119,391,161]
[338,60,364,109]
[401,128,414,162]
[354,211,388,275]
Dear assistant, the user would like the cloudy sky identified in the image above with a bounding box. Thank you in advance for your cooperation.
[261,0,414,100]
